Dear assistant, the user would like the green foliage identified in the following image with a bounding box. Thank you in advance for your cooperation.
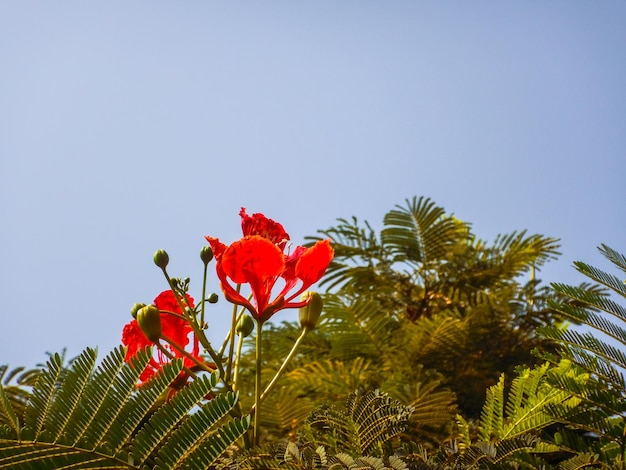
[300,389,413,457]
[381,196,462,267]
[225,375,588,469]
[539,244,626,467]
[236,294,459,446]
[0,346,250,469]
[392,361,590,469]
[311,196,560,309]
[222,390,414,470]
[306,196,563,419]
[0,364,39,430]
[476,362,583,442]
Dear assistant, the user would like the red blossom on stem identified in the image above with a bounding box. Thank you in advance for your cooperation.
[205,208,334,323]
[121,289,201,384]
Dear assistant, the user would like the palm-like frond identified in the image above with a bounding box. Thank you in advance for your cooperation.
[381,196,464,266]
[538,244,626,466]
[477,362,584,443]
[306,216,388,292]
[301,390,413,457]
[436,361,588,468]
[556,452,605,470]
[0,364,39,429]
[0,346,249,469]
[378,379,457,448]
[401,311,468,365]
[454,433,539,468]
[253,387,315,442]
[308,196,561,336]
[319,295,401,363]
[286,358,374,400]
[222,392,415,470]
[225,442,411,470]
[490,230,561,273]
[543,245,626,390]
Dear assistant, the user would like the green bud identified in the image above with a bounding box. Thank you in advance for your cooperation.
[137,305,162,342]
[299,292,323,330]
[207,293,219,304]
[130,302,147,319]
[153,249,169,270]
[235,314,255,337]
[200,245,214,265]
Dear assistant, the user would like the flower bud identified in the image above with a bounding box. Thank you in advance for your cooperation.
[130,302,147,319]
[137,305,162,342]
[200,245,214,265]
[235,314,255,337]
[299,292,323,330]
[153,249,169,270]
[207,293,219,304]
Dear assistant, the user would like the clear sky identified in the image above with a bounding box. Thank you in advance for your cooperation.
[1,2,624,369]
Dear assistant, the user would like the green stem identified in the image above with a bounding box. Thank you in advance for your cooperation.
[219,288,252,357]
[224,289,241,385]
[161,269,224,376]
[161,333,216,374]
[253,319,263,446]
[219,308,242,357]
[154,342,198,379]
[232,331,245,393]
[251,327,309,411]
[200,261,209,328]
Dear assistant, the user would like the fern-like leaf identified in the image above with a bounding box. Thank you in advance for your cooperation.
[0,365,39,429]
[131,371,220,463]
[0,346,249,469]
[381,196,461,266]
[154,391,241,469]
[0,385,19,439]
[21,351,66,441]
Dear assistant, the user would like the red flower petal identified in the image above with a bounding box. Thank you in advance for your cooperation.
[282,246,307,281]
[216,263,256,312]
[221,236,285,284]
[205,236,227,261]
[240,208,290,248]
[162,315,191,349]
[295,239,334,286]
[121,319,151,361]
[221,236,285,318]
[154,290,195,313]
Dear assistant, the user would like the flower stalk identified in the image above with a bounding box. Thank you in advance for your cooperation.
[252,326,309,410]
[159,266,224,375]
[253,318,263,445]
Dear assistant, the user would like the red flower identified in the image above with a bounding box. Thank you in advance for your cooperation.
[206,209,334,322]
[122,319,159,382]
[121,289,201,384]
[154,290,199,356]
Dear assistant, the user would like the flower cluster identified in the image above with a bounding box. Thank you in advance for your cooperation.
[121,208,334,404]
[206,208,334,323]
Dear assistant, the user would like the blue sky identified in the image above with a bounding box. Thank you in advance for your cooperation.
[1,2,624,369]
